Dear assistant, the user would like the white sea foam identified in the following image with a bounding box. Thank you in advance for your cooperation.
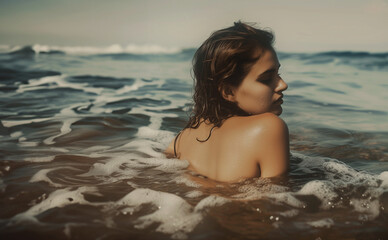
[17,75,104,95]
[291,152,327,172]
[293,153,386,219]
[232,179,289,200]
[136,126,175,144]
[194,195,230,211]
[220,153,387,222]
[30,167,79,187]
[126,181,140,189]
[82,145,112,154]
[350,198,381,220]
[116,188,203,239]
[307,218,334,228]
[379,171,388,187]
[82,155,139,180]
[2,117,52,128]
[24,156,55,162]
[10,186,98,224]
[153,159,189,173]
[115,188,229,239]
[10,131,23,138]
[43,117,79,145]
[122,139,163,158]
[185,190,203,198]
[115,84,141,94]
[267,192,306,208]
[298,181,337,209]
[128,156,188,172]
[18,141,39,147]
[31,44,180,55]
[278,209,299,217]
[171,175,202,188]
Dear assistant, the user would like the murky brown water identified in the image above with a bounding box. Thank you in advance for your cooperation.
[1,46,388,239]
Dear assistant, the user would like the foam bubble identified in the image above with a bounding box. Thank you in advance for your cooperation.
[298,180,337,210]
[117,188,202,239]
[294,153,386,219]
[185,190,203,198]
[378,171,388,188]
[153,158,189,173]
[307,218,334,228]
[232,179,289,200]
[171,175,202,188]
[350,198,381,220]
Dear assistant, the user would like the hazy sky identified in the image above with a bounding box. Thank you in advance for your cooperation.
[1,0,388,52]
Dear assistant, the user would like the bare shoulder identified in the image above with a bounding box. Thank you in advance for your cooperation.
[228,112,288,136]
[250,112,287,126]
[229,113,289,178]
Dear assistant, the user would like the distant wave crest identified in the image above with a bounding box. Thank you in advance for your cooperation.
[2,44,388,70]
[2,44,183,55]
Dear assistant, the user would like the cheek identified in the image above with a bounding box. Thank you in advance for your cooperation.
[236,86,273,112]
[243,85,272,102]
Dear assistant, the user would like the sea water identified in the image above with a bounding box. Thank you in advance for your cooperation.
[0,44,387,239]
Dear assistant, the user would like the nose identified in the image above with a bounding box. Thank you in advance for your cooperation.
[275,77,288,92]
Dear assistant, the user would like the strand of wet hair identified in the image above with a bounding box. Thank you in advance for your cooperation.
[196,125,217,142]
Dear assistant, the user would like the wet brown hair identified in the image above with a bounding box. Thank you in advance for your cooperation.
[186,21,275,129]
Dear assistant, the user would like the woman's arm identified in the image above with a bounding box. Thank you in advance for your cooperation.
[249,113,290,178]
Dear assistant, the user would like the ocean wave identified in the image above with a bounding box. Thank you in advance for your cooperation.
[3,44,183,55]
[314,51,388,58]
[95,48,196,62]
[2,44,388,57]
[1,44,196,62]
[3,45,388,70]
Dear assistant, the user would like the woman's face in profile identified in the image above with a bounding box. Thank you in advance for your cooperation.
[228,49,288,116]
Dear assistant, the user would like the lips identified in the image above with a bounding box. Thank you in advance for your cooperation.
[274,95,284,104]
[274,98,283,105]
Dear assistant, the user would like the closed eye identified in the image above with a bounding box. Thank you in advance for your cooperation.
[258,72,281,84]
[256,65,281,83]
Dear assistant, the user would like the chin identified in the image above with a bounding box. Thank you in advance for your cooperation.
[271,107,283,116]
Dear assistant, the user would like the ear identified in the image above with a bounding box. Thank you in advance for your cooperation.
[220,84,237,102]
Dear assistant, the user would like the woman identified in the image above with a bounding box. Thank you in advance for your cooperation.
[165,21,289,182]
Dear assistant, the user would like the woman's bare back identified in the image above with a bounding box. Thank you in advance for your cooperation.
[166,113,289,182]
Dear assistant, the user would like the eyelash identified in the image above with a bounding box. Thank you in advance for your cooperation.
[260,73,281,83]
